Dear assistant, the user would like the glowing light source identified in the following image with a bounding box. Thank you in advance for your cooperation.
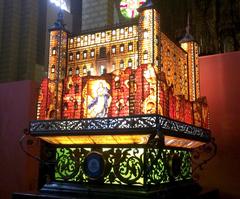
[50,0,70,13]
[120,0,146,18]
[39,134,150,145]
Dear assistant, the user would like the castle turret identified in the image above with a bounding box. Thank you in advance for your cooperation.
[47,10,68,119]
[179,15,200,101]
[138,0,161,67]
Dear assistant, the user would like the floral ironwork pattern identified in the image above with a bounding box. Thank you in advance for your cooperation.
[30,114,211,141]
[54,147,192,186]
[55,148,89,182]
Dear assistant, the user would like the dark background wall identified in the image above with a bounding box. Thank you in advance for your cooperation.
[199,51,240,199]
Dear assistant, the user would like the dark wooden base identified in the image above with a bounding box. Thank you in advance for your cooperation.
[12,181,219,199]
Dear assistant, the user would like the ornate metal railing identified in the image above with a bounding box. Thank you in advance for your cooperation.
[29,114,211,142]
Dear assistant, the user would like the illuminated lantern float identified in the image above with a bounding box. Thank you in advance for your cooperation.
[32,0,212,198]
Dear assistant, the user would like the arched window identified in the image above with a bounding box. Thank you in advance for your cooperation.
[143,50,148,60]
[75,67,80,75]
[49,110,56,119]
[112,63,116,71]
[128,59,133,68]
[120,60,124,69]
[76,51,80,60]
[51,65,55,73]
[120,44,124,52]
[90,65,94,75]
[68,68,72,76]
[83,50,87,59]
[52,47,57,55]
[112,45,116,54]
[143,30,148,39]
[128,43,133,51]
[63,102,68,111]
[99,47,106,58]
[90,49,95,58]
[69,53,73,61]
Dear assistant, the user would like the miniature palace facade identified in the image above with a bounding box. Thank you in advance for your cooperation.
[29,0,212,198]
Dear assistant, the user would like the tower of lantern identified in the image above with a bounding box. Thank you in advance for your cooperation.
[179,17,200,102]
[46,11,68,119]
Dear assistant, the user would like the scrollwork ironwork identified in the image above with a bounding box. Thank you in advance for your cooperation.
[30,114,211,141]
[55,148,89,182]
[191,137,217,180]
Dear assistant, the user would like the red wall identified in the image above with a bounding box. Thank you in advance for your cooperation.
[0,80,40,199]
[199,51,240,199]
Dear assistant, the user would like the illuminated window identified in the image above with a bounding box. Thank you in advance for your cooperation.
[101,32,105,37]
[68,68,72,76]
[100,47,106,58]
[76,52,80,60]
[90,66,94,75]
[129,26,133,33]
[84,36,88,41]
[128,43,133,51]
[70,38,74,44]
[112,30,116,35]
[69,53,73,61]
[76,67,80,75]
[74,84,79,93]
[143,30,148,39]
[120,28,124,34]
[112,45,116,54]
[52,47,57,55]
[51,65,55,73]
[83,50,87,59]
[77,37,80,42]
[120,60,124,69]
[128,59,133,68]
[120,44,124,52]
[100,65,106,75]
[143,50,148,60]
[90,49,95,58]
[112,63,116,70]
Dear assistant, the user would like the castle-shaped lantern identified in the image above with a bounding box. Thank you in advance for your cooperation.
[30,0,211,193]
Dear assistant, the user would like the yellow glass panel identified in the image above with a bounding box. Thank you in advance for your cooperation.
[39,134,150,145]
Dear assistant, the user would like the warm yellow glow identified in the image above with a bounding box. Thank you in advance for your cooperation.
[165,136,205,149]
[181,43,188,51]
[39,134,150,145]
